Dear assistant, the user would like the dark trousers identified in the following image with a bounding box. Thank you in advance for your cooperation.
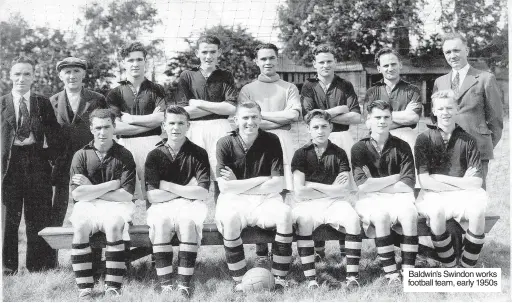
[51,183,70,227]
[2,145,55,272]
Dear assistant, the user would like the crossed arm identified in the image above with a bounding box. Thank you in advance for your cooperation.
[146,178,209,203]
[390,101,421,128]
[184,99,236,119]
[418,167,482,191]
[293,170,352,201]
[325,105,362,125]
[114,107,164,136]
[71,174,133,202]
[216,166,284,195]
[356,166,412,193]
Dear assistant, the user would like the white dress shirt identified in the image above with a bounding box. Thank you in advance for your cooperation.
[11,90,36,146]
[451,64,471,89]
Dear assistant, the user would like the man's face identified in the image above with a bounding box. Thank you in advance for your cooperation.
[195,43,220,69]
[234,107,261,136]
[367,107,392,135]
[123,51,146,78]
[308,116,332,145]
[162,113,189,141]
[313,52,336,78]
[59,67,85,91]
[442,38,469,70]
[433,97,458,127]
[10,63,34,94]
[90,117,115,144]
[377,53,401,81]
[255,48,278,77]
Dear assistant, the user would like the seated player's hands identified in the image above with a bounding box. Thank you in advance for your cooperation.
[362,166,371,178]
[120,112,134,124]
[333,172,348,185]
[463,166,478,178]
[219,166,237,181]
[405,101,421,112]
[187,177,198,186]
[71,174,92,186]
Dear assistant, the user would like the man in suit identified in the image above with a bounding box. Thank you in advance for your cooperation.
[49,57,107,266]
[433,32,503,189]
[1,56,61,273]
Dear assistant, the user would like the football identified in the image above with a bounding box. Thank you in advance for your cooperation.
[241,268,275,292]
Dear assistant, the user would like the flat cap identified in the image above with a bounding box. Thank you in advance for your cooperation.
[56,57,87,72]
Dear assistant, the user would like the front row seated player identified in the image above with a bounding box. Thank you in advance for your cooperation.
[214,101,293,291]
[69,108,136,300]
[351,99,418,285]
[144,106,210,297]
[291,109,361,290]
[414,90,489,268]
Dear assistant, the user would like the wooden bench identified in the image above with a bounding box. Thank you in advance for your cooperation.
[39,216,500,262]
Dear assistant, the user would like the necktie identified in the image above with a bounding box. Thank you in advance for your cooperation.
[17,97,31,141]
[451,71,460,96]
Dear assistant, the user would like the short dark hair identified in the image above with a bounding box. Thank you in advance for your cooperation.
[89,108,116,126]
[374,48,401,66]
[305,109,332,125]
[164,105,190,122]
[197,35,221,47]
[312,44,335,57]
[120,42,148,60]
[236,101,261,114]
[441,32,468,46]
[254,43,279,58]
[367,99,393,115]
[11,55,35,68]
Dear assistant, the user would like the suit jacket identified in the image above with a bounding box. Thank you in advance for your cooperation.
[1,92,61,181]
[49,88,107,184]
[433,66,503,160]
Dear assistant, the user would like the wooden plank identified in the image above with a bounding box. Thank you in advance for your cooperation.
[39,216,500,250]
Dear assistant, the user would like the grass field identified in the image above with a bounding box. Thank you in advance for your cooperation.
[3,116,510,301]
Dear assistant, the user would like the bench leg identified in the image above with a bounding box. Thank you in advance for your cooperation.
[446,219,464,259]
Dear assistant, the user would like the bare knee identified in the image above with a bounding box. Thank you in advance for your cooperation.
[177,218,196,241]
[219,211,242,238]
[276,204,292,226]
[103,216,125,238]
[72,220,93,242]
[370,211,390,229]
[295,214,313,236]
[342,214,361,235]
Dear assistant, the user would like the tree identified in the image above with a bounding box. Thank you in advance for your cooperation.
[165,25,263,90]
[277,0,425,65]
[74,0,163,92]
[0,13,72,96]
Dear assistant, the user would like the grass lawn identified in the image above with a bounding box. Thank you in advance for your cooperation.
[3,116,510,301]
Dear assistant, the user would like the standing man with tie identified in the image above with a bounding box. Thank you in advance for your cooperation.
[1,56,61,273]
[433,32,503,189]
[49,57,107,266]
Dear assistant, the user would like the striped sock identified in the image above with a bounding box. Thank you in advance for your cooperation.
[72,243,94,289]
[271,232,293,278]
[124,241,131,268]
[431,231,456,267]
[345,233,362,278]
[105,240,126,289]
[314,241,325,254]
[375,235,397,276]
[296,235,315,280]
[223,236,246,282]
[339,233,346,256]
[177,242,198,286]
[153,242,173,285]
[401,235,418,268]
[461,230,485,268]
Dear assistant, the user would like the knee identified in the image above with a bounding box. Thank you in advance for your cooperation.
[151,216,173,234]
[177,218,196,237]
[343,214,362,235]
[72,220,93,238]
[370,211,390,228]
[428,207,446,226]
[276,204,292,226]
[103,216,125,235]
[466,204,486,221]
[219,211,242,232]
[295,215,313,235]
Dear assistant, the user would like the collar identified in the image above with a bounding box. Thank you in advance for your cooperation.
[12,90,31,102]
[258,73,280,83]
[84,139,119,151]
[118,77,150,88]
[426,123,463,132]
[452,64,471,80]
[156,137,190,149]
[374,78,408,87]
[191,65,220,73]
[303,139,336,151]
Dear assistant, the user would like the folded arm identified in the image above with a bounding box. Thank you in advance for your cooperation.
[244,176,284,195]
[159,180,209,200]
[217,176,270,195]
[72,178,120,201]
[417,173,461,192]
[261,109,299,125]
[121,111,164,128]
[378,181,414,193]
[114,118,156,136]
[147,189,180,204]
[358,174,401,193]
[430,174,482,190]
[194,99,236,116]
[99,188,134,201]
